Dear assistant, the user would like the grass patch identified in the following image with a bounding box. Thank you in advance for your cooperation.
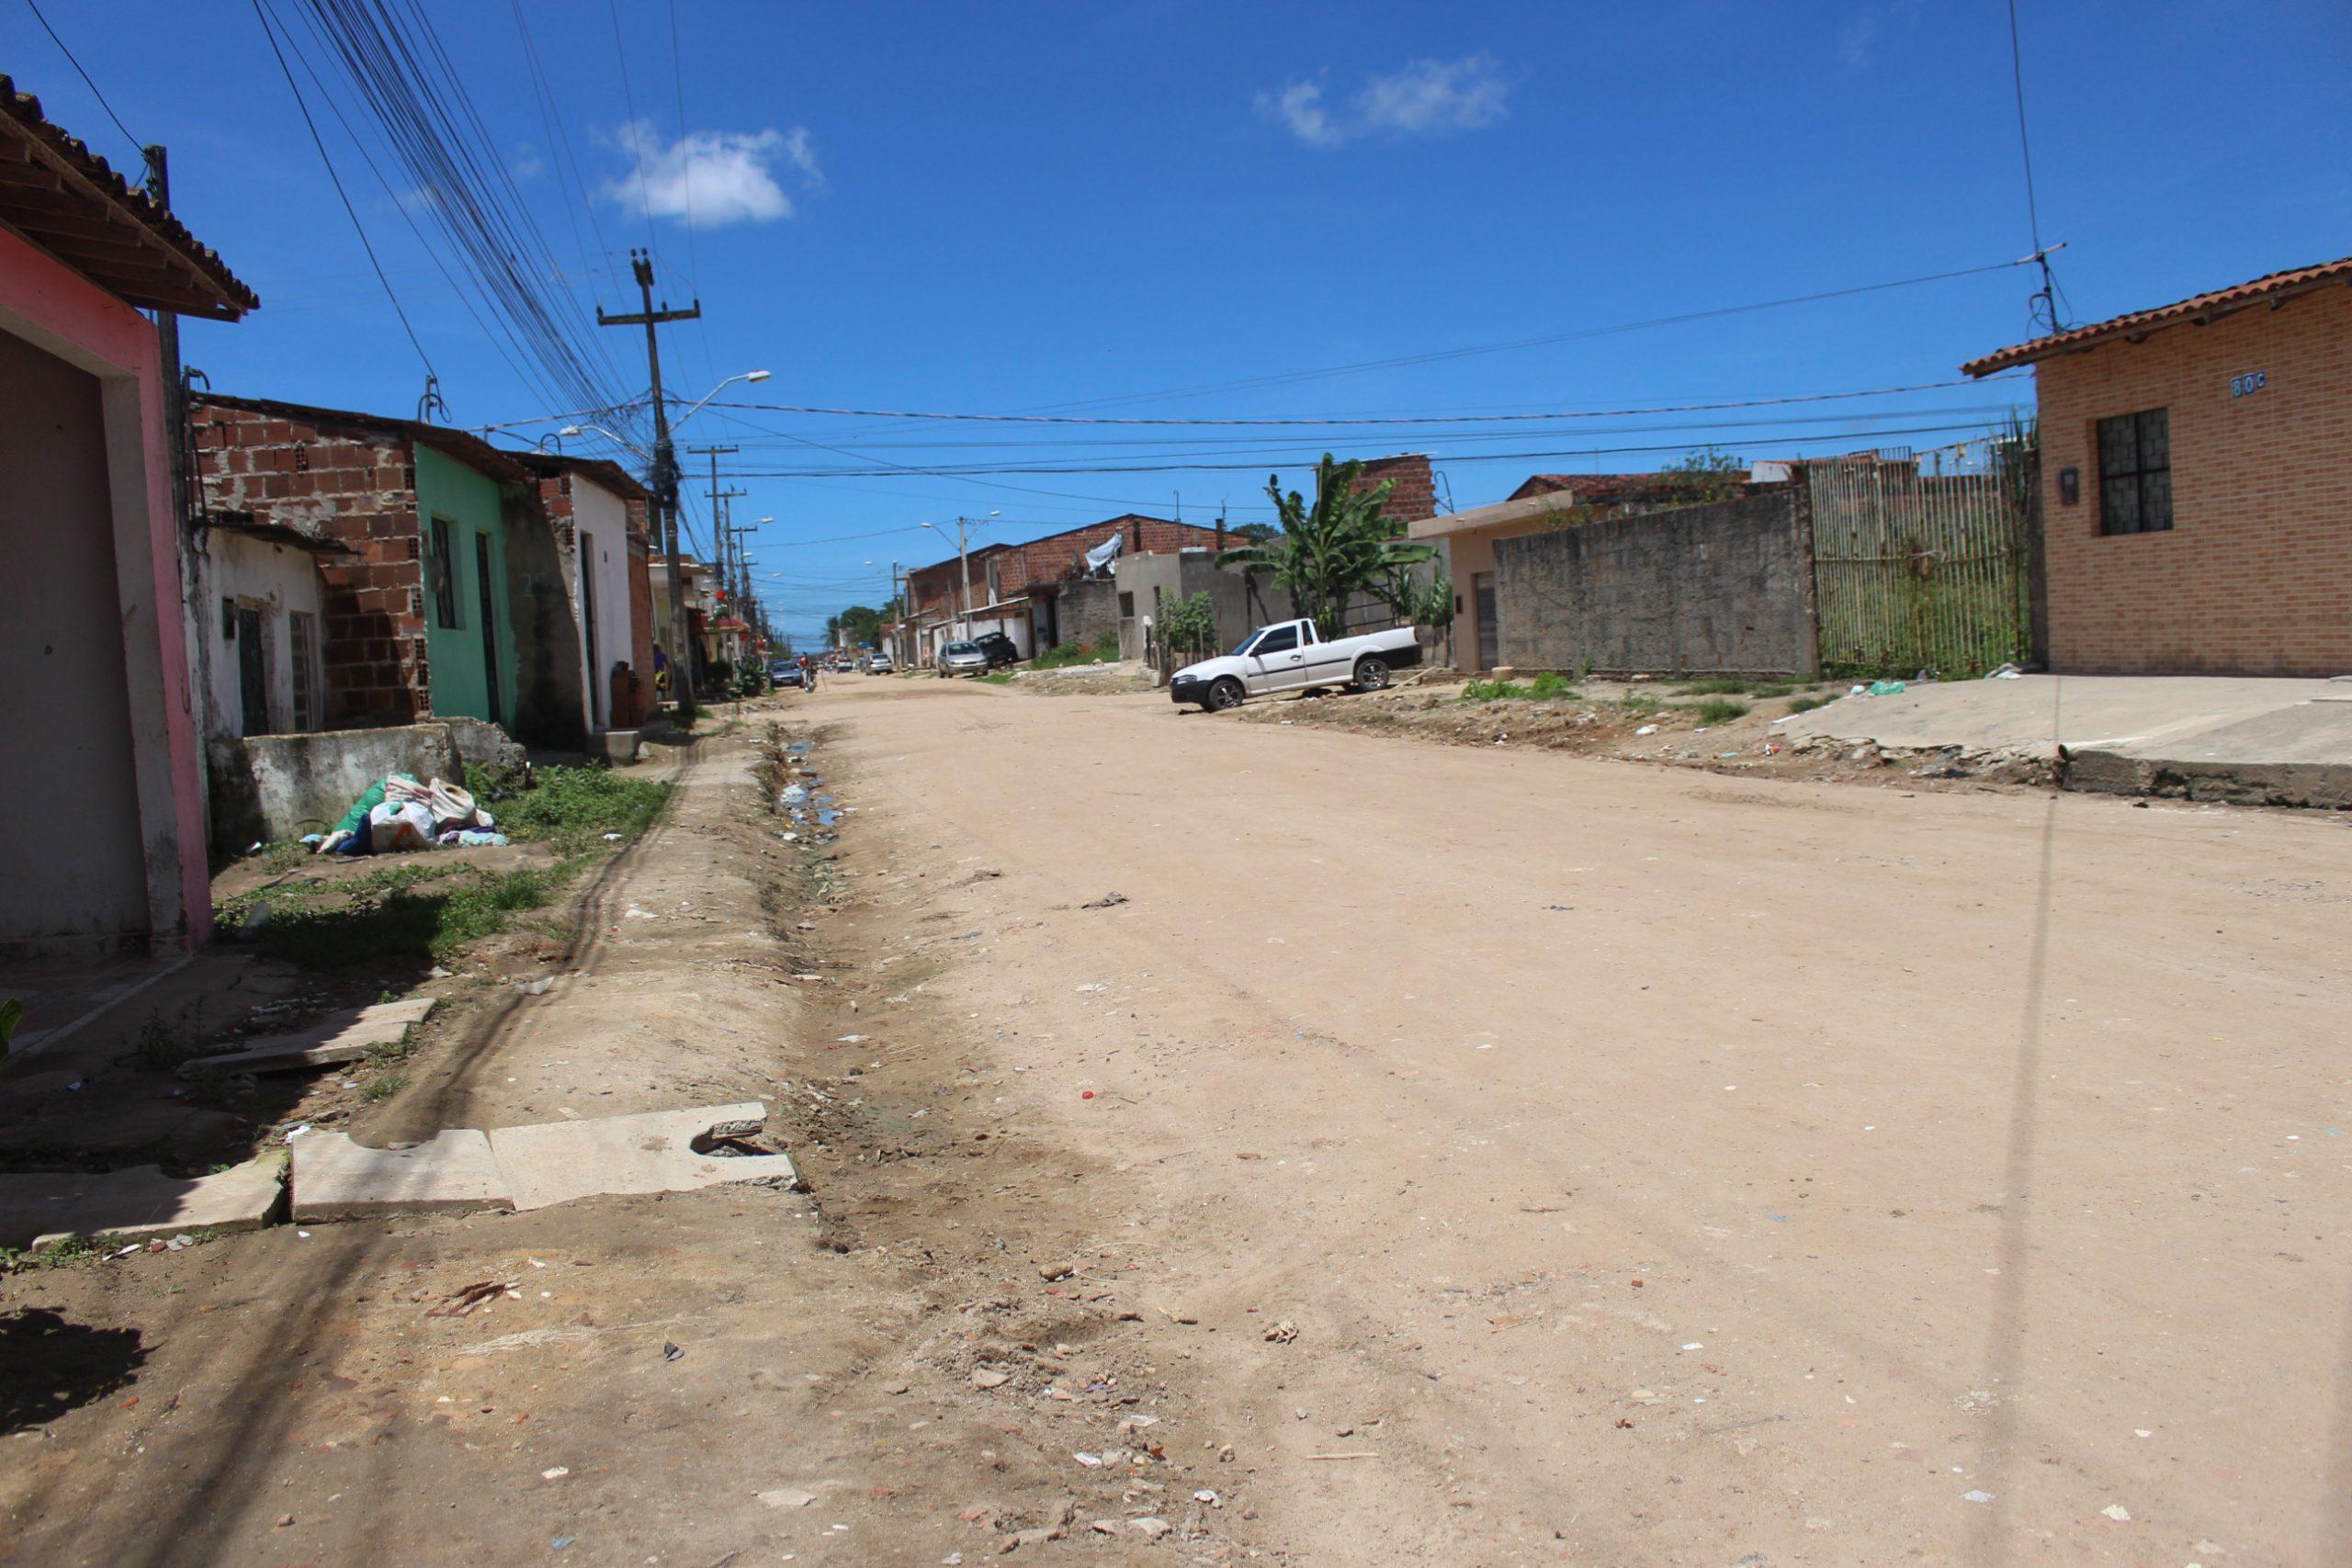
[1030,636,1119,671]
[1670,676,1801,698]
[1528,671,1579,700]
[1614,693,1665,716]
[1682,696,1752,725]
[131,1006,208,1074]
[977,671,1014,685]
[1461,679,1530,702]
[468,764,671,856]
[360,1073,409,1102]
[228,863,573,969]
[212,766,672,971]
[1785,693,1834,715]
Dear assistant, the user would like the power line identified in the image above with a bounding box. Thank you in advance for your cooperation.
[1018,257,2039,414]
[695,378,2023,429]
[693,402,2016,451]
[725,421,1998,479]
[292,0,635,428]
[250,0,437,379]
[2006,0,2068,332]
[510,0,616,293]
[23,0,141,156]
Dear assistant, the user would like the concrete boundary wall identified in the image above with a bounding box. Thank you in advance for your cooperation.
[1492,491,1818,677]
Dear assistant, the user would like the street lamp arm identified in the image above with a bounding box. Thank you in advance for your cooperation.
[671,368,772,432]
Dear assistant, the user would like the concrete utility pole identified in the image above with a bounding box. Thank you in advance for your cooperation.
[598,250,701,718]
[890,560,906,666]
[955,516,972,639]
[690,443,744,664]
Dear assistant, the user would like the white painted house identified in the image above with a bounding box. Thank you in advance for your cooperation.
[520,453,650,738]
[190,515,343,741]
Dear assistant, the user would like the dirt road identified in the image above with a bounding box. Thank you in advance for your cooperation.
[6,679,2348,1567]
[798,675,2352,1565]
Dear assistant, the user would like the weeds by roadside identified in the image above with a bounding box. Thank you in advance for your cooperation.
[978,671,1014,685]
[209,765,672,970]
[1462,671,1580,703]
[1680,696,1752,725]
[468,764,671,856]
[1030,636,1119,671]
[1786,694,1835,715]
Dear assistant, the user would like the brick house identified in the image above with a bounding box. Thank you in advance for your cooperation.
[192,395,589,745]
[1963,255,2352,675]
[904,514,1236,662]
[516,453,655,732]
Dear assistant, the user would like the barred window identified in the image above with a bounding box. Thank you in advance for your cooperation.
[2098,409,2172,535]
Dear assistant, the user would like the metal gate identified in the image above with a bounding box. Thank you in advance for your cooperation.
[1806,435,2035,677]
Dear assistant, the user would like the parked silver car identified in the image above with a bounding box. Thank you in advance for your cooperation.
[935,640,988,678]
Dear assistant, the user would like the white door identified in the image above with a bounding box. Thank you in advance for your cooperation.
[1245,624,1308,692]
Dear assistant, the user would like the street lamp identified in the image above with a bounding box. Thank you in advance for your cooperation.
[673,368,771,431]
[558,421,648,459]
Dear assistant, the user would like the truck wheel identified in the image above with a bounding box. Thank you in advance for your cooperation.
[1352,655,1391,691]
[1204,677,1245,712]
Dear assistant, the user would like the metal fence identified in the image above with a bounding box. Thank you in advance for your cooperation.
[1806,436,2035,678]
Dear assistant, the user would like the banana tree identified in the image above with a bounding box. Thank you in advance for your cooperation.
[1216,455,1436,638]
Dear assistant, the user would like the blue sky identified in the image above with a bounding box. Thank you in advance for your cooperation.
[8,2,2347,640]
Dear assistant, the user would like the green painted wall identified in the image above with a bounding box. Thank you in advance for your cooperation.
[415,445,517,727]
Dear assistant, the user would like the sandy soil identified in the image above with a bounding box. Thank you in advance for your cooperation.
[796,678,2352,1565]
[6,679,2350,1566]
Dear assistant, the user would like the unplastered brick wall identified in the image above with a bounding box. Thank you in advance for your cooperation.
[1351,454,1437,523]
[192,401,430,725]
[2032,285,2352,674]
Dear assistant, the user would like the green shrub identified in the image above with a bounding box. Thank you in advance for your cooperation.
[1527,671,1579,701]
[1683,696,1751,725]
[1785,694,1834,715]
[1031,636,1120,671]
[1461,679,1530,702]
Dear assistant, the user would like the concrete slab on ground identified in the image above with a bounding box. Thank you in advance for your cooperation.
[182,997,435,1077]
[486,1100,795,1212]
[290,1128,513,1222]
[1781,673,2352,804]
[0,1151,286,1249]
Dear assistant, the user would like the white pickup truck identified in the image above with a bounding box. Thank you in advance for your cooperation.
[1169,617,1421,711]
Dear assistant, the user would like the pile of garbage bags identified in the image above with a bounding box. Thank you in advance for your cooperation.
[307,773,507,856]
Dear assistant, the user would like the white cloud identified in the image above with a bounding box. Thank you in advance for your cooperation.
[1258,54,1509,147]
[603,120,820,227]
[1261,81,1341,147]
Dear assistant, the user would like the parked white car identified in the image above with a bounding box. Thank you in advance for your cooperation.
[1168,617,1420,711]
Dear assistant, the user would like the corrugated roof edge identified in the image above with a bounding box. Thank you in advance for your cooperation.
[0,72,259,313]
[1962,254,2352,376]
[196,392,535,487]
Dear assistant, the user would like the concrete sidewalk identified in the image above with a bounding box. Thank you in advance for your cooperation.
[1780,673,2352,805]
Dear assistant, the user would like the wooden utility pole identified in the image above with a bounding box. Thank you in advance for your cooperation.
[597,250,701,717]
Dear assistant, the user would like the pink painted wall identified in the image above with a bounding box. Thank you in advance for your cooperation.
[0,223,212,949]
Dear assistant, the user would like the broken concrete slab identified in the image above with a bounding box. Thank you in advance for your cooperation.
[486,1101,797,1212]
[290,1128,514,1222]
[181,997,435,1077]
[0,1151,286,1250]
